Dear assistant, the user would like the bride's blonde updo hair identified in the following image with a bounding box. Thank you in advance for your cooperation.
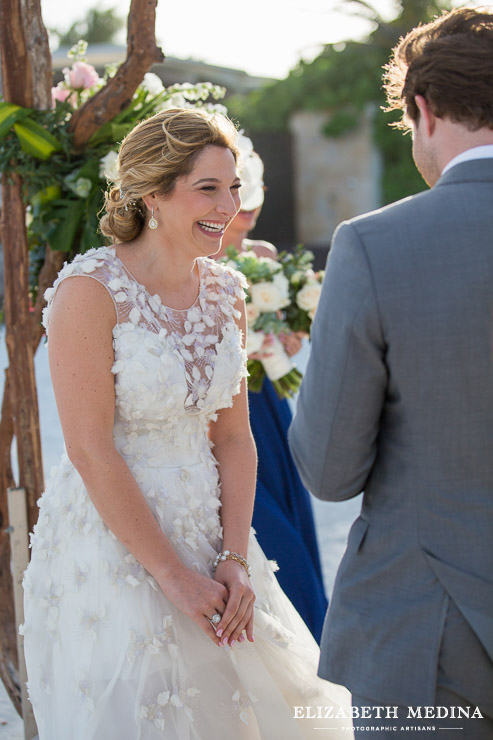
[100,108,239,243]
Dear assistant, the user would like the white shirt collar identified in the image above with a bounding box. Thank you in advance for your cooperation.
[441,145,493,177]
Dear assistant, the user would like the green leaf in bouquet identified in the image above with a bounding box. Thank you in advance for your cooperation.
[225,245,240,260]
[246,359,266,393]
[254,311,289,335]
[272,367,303,399]
[279,245,315,278]
[284,303,312,334]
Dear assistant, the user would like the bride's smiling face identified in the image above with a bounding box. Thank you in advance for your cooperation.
[151,145,242,257]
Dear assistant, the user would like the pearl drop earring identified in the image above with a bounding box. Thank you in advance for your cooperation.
[148,206,158,230]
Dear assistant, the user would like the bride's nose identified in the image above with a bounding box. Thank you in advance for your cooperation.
[216,189,240,218]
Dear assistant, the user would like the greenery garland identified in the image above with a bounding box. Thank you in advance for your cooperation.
[0,41,228,305]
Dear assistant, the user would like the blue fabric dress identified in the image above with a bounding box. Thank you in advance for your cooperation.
[248,378,328,643]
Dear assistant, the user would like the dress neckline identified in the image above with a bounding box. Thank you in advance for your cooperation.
[111,249,205,313]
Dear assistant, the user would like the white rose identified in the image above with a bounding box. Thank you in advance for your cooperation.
[271,272,290,308]
[246,330,265,356]
[296,282,322,313]
[250,281,285,313]
[246,303,260,327]
[99,150,119,181]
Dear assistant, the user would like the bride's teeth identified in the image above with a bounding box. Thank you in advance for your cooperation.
[199,221,224,233]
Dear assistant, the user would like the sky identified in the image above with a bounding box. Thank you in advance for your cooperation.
[40,0,400,80]
[40,0,492,80]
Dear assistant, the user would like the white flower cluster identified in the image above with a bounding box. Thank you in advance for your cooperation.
[139,75,227,115]
[99,150,119,182]
[295,270,322,320]
[247,258,290,323]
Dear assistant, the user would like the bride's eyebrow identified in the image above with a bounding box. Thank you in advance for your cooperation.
[193,177,220,185]
[192,177,241,186]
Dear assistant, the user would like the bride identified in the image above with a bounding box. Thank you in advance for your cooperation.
[22,107,352,739]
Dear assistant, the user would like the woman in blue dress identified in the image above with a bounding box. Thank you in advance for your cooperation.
[215,135,328,642]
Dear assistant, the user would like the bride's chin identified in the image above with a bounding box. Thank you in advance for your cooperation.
[206,243,222,257]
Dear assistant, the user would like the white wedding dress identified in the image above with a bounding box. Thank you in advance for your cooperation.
[22,246,352,739]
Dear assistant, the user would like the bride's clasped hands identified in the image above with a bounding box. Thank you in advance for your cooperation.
[158,557,255,648]
[212,558,255,645]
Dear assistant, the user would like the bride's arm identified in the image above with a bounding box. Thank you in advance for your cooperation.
[48,276,228,644]
[209,298,257,645]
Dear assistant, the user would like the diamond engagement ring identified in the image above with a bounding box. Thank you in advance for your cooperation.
[210,613,221,625]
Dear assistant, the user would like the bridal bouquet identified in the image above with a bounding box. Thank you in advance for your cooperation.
[221,246,324,398]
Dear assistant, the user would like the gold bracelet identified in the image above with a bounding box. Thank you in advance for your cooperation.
[213,549,252,577]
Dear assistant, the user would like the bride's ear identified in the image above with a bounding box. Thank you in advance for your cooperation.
[142,193,157,212]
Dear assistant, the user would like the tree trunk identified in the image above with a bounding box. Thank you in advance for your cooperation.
[0,0,163,716]
[2,176,46,532]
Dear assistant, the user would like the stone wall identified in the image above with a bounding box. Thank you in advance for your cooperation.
[290,106,382,251]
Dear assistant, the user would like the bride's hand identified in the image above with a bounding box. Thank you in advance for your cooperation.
[213,560,255,646]
[158,566,229,645]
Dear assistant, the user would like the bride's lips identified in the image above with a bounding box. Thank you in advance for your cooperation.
[197,220,226,237]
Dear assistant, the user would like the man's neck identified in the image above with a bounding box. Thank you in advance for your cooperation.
[438,123,493,174]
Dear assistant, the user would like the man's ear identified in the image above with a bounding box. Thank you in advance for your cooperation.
[415,94,436,136]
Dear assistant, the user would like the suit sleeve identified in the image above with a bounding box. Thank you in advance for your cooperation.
[288,221,387,501]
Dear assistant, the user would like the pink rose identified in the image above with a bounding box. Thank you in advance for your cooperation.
[64,61,99,90]
[51,86,71,105]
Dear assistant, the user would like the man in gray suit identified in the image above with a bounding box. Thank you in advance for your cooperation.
[289,8,493,738]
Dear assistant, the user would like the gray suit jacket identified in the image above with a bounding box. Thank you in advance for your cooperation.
[289,159,493,707]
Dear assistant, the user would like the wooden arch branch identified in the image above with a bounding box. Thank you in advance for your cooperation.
[69,0,164,147]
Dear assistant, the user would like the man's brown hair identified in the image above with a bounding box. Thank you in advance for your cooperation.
[384,7,493,132]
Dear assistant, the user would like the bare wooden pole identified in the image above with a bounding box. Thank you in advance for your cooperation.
[7,488,37,739]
